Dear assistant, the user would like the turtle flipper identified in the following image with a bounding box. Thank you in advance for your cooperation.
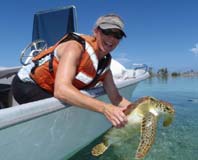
[91,142,109,156]
[135,112,157,159]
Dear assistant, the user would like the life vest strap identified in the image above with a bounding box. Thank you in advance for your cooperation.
[31,32,86,74]
[59,32,86,51]
[83,54,111,89]
[49,53,54,73]
[31,61,39,74]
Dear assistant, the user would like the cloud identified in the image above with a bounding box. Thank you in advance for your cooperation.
[113,52,133,67]
[115,57,132,65]
[114,52,151,69]
[190,43,198,55]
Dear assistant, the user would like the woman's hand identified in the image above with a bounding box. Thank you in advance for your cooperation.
[102,104,128,128]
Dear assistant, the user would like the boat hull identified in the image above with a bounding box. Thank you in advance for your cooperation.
[0,84,137,160]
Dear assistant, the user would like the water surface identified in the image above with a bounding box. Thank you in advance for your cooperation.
[69,77,198,160]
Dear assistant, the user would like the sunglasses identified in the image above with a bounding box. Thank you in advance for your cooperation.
[98,27,125,40]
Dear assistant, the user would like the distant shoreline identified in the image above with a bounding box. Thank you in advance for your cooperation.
[179,72,198,77]
[148,67,198,78]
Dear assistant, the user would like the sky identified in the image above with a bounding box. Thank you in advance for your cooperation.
[1,0,198,72]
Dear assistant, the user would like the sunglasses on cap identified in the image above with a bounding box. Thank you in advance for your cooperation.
[98,27,125,40]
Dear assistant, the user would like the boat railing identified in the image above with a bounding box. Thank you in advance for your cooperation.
[131,63,149,78]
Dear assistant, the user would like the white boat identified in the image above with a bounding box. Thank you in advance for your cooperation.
[0,6,149,160]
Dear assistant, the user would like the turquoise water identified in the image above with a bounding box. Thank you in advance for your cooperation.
[69,77,198,160]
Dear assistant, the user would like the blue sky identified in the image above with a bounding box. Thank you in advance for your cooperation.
[1,0,198,72]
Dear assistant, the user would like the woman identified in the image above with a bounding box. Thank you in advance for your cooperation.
[12,14,134,128]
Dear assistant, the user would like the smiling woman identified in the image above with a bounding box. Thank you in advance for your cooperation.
[11,13,133,128]
[92,14,127,59]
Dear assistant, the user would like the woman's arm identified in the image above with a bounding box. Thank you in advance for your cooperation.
[103,70,135,127]
[54,41,105,112]
[103,70,132,107]
[54,41,126,127]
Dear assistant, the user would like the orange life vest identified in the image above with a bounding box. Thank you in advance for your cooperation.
[30,32,111,94]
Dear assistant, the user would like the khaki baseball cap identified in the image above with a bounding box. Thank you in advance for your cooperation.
[96,14,126,37]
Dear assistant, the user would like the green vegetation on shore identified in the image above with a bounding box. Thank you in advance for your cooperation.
[148,67,198,78]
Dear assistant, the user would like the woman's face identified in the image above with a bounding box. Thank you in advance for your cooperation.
[94,27,122,57]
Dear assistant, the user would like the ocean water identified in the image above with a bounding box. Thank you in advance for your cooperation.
[69,77,198,160]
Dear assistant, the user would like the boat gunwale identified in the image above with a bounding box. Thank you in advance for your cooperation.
[0,71,149,130]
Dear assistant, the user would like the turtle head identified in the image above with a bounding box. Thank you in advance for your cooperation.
[157,100,175,127]
[149,97,175,127]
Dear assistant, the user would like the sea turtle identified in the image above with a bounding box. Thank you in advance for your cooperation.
[91,96,175,159]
